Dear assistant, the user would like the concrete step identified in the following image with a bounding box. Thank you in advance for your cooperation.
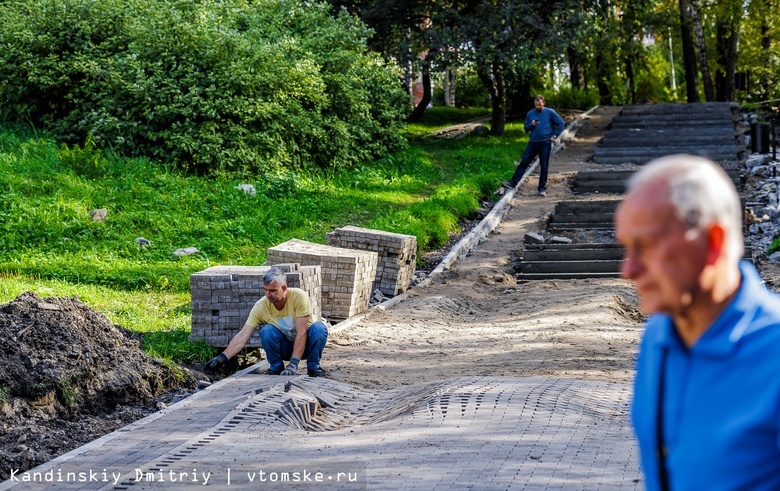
[610,119,733,129]
[523,247,623,261]
[613,113,732,123]
[620,102,733,116]
[547,222,614,231]
[519,259,623,274]
[524,243,624,250]
[601,134,735,147]
[593,154,736,166]
[516,271,623,280]
[572,169,740,193]
[594,145,737,157]
[603,128,734,139]
[551,212,615,223]
[555,200,621,214]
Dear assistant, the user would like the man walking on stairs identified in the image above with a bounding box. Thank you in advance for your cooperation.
[503,94,565,197]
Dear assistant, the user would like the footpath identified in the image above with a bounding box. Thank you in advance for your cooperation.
[10,104,739,490]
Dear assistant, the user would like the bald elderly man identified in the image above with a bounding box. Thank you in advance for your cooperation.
[615,155,780,491]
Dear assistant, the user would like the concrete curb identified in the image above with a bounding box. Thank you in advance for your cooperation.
[330,106,600,335]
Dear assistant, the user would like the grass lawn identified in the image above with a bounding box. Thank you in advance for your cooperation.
[0,108,529,362]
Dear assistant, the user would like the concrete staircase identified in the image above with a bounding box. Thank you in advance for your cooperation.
[517,243,623,280]
[571,168,743,195]
[593,102,737,165]
[517,103,744,280]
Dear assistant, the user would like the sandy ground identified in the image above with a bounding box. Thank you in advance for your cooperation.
[325,106,647,389]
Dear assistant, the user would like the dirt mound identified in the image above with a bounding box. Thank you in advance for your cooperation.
[0,292,196,478]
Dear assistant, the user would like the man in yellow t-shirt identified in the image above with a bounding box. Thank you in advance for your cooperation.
[204,267,328,377]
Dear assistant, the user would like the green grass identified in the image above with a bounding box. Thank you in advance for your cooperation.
[405,106,492,138]
[769,236,780,256]
[0,111,528,364]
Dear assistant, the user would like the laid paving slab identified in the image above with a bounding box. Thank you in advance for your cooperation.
[1,371,641,490]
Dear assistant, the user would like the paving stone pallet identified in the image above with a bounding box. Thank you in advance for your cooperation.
[326,226,417,298]
[266,239,378,322]
[189,264,322,347]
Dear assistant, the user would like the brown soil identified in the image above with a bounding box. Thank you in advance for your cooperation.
[0,292,196,480]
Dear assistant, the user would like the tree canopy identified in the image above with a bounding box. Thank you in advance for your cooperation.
[336,0,780,132]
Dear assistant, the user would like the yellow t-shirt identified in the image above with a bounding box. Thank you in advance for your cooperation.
[246,288,313,341]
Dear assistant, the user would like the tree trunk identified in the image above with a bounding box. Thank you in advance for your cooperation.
[595,49,612,105]
[477,64,505,135]
[758,0,772,99]
[443,66,457,107]
[567,45,586,90]
[507,76,532,120]
[408,61,431,122]
[715,14,740,102]
[625,56,635,104]
[679,0,700,102]
[690,0,715,101]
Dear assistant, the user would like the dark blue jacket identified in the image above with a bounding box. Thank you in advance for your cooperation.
[524,107,565,143]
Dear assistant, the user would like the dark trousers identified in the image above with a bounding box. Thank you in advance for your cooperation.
[508,141,552,190]
[260,321,328,371]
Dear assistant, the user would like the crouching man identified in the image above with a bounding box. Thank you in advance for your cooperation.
[204,266,328,377]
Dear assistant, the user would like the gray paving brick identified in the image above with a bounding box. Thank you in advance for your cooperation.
[1,375,642,490]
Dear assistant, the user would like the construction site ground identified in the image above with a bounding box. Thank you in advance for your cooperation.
[1,106,657,490]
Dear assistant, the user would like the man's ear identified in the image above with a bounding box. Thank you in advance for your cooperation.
[705,224,726,265]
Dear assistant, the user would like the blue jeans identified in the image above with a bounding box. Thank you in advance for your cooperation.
[259,321,328,371]
[508,141,552,191]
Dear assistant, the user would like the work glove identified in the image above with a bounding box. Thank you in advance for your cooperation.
[280,357,300,376]
[204,353,228,373]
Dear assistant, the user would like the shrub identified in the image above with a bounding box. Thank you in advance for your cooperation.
[0,0,408,173]
[545,87,600,111]
[769,236,780,256]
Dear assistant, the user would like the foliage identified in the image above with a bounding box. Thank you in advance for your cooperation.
[545,88,600,110]
[739,0,780,101]
[433,64,491,108]
[769,235,780,256]
[0,0,408,173]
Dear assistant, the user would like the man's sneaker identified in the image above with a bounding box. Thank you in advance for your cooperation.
[502,181,515,190]
[539,189,546,197]
[265,366,284,375]
[307,367,328,378]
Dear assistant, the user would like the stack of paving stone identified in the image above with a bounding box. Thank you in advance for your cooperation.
[326,225,417,297]
[266,239,378,322]
[189,263,322,347]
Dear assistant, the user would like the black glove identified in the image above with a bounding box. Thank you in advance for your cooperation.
[280,357,300,376]
[204,353,228,373]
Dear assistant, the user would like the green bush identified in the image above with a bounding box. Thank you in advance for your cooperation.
[545,87,600,111]
[0,0,408,173]
[769,236,780,256]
